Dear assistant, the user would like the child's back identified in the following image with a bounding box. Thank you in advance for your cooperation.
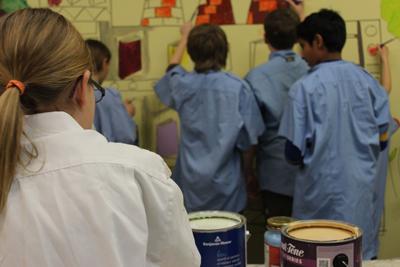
[245,9,308,218]
[282,59,388,219]
[279,10,390,259]
[155,24,264,212]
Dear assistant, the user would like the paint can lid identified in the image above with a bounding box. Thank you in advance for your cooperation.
[267,216,296,230]
[282,220,362,243]
[188,211,245,233]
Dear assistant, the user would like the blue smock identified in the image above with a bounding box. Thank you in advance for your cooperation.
[372,117,399,257]
[155,65,264,212]
[245,50,309,196]
[279,60,391,259]
[94,88,137,145]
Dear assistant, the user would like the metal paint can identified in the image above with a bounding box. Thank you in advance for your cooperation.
[264,217,296,267]
[281,220,362,267]
[189,211,246,267]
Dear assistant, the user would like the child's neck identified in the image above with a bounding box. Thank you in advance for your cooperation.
[319,52,342,64]
[268,45,293,53]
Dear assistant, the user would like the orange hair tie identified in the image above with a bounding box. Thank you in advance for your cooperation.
[6,80,26,95]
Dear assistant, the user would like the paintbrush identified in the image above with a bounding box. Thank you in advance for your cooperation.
[190,8,198,22]
[381,37,397,46]
[190,0,203,22]
[368,37,397,55]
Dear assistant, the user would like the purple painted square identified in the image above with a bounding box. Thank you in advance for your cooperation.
[156,120,178,157]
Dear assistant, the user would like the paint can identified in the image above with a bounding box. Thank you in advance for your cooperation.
[189,211,246,267]
[281,220,362,267]
[264,217,296,267]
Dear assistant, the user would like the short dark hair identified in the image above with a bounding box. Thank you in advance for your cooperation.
[297,9,346,52]
[85,39,111,73]
[187,24,228,73]
[264,8,300,50]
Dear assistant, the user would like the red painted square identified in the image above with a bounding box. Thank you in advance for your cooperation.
[196,14,210,25]
[162,0,176,7]
[247,12,253,24]
[196,0,235,25]
[119,40,142,79]
[259,0,277,11]
[141,18,149,26]
[247,0,290,24]
[48,0,62,6]
[155,6,172,17]
[204,5,217,14]
[210,0,222,5]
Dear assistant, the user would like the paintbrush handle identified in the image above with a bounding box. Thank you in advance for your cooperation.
[381,37,397,47]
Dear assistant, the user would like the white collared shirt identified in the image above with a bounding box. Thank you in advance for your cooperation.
[0,112,200,267]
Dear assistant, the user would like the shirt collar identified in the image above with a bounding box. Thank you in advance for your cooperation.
[309,59,344,73]
[269,50,296,61]
[23,111,83,141]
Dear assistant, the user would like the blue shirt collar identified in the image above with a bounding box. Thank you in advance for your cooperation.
[269,50,296,60]
[309,59,344,73]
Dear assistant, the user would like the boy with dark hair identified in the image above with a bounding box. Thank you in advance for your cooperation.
[86,39,138,145]
[245,8,308,219]
[187,24,228,72]
[86,39,111,80]
[155,23,264,212]
[278,9,390,259]
[297,9,346,55]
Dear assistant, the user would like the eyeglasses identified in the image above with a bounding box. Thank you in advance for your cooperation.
[70,75,106,103]
[90,78,105,103]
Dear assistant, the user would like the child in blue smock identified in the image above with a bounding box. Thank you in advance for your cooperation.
[155,23,264,213]
[245,8,308,219]
[86,39,138,145]
[278,10,391,259]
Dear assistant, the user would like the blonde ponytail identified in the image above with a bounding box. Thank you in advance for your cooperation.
[0,87,24,211]
[0,8,91,213]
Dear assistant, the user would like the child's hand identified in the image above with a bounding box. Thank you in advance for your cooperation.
[124,98,136,117]
[378,45,389,63]
[181,22,193,38]
[286,0,305,21]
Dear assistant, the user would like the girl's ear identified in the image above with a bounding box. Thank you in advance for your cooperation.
[72,70,91,107]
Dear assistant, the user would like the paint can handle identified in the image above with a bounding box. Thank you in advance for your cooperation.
[246,230,251,243]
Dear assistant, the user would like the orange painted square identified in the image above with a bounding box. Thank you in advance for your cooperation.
[162,0,176,7]
[210,0,222,5]
[141,18,150,26]
[259,0,277,11]
[196,14,210,25]
[247,12,253,24]
[155,7,172,17]
[204,5,217,14]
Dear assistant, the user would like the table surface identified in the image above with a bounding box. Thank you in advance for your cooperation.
[248,259,400,267]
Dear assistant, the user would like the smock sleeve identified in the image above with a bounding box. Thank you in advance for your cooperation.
[236,84,265,150]
[154,65,189,110]
[279,84,315,155]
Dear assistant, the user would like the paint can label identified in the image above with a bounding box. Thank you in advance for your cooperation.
[265,244,280,267]
[281,237,361,267]
[193,227,246,267]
